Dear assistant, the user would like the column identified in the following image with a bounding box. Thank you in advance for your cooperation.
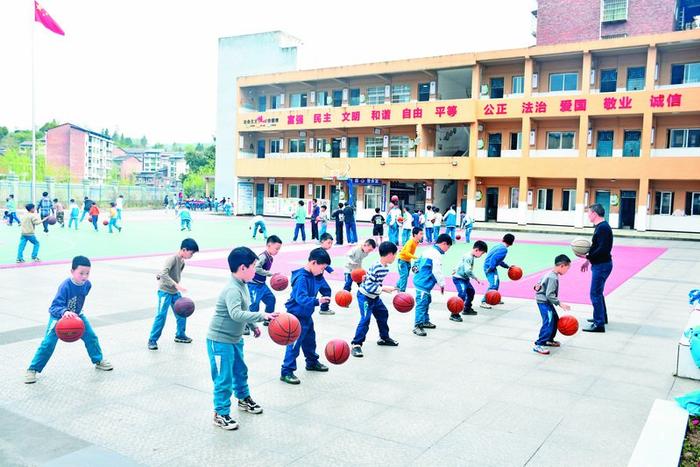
[641,111,653,159]
[416,124,427,157]
[574,176,586,228]
[578,115,589,158]
[581,51,592,93]
[523,58,533,97]
[471,63,481,100]
[645,45,657,91]
[521,116,531,158]
[518,176,528,225]
[467,177,477,220]
[635,177,649,232]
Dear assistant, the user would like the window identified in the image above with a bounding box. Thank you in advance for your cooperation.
[487,133,502,157]
[510,187,519,209]
[562,189,576,211]
[367,86,385,105]
[314,138,329,153]
[289,139,306,153]
[490,77,504,98]
[268,183,282,197]
[671,63,700,85]
[510,132,522,150]
[602,0,628,22]
[549,72,578,92]
[290,93,307,108]
[257,95,267,112]
[512,76,524,95]
[418,83,430,102]
[269,139,281,153]
[314,185,326,200]
[270,95,279,109]
[332,90,343,107]
[654,191,673,215]
[389,136,409,157]
[537,189,554,210]
[596,131,613,157]
[669,129,700,148]
[600,69,617,93]
[391,84,411,103]
[686,192,700,216]
[364,186,382,210]
[622,130,641,157]
[365,136,383,157]
[626,67,645,91]
[547,131,576,149]
[316,91,329,106]
[288,184,305,199]
[349,88,360,106]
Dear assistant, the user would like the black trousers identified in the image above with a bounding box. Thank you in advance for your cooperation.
[311,220,319,240]
[335,222,344,244]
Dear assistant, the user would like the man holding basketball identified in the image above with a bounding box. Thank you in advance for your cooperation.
[581,204,613,333]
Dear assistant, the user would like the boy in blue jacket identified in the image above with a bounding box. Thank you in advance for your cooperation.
[317,233,335,315]
[280,248,332,385]
[412,233,453,336]
[444,205,457,241]
[480,233,515,309]
[25,255,113,384]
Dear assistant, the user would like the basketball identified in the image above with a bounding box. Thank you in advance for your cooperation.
[173,297,195,317]
[397,216,404,223]
[324,339,350,365]
[55,314,85,342]
[270,275,289,291]
[350,268,366,284]
[102,220,109,226]
[456,234,462,240]
[268,313,301,345]
[557,315,579,336]
[258,228,264,234]
[391,195,399,203]
[393,292,414,313]
[571,237,592,257]
[46,215,56,225]
[335,290,352,307]
[485,290,501,305]
[508,265,523,281]
[447,296,464,314]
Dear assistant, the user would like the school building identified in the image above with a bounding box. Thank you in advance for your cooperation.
[219,29,700,233]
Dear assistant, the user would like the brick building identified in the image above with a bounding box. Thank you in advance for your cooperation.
[46,123,113,183]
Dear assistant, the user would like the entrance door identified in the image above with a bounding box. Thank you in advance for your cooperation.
[256,140,265,158]
[486,187,498,221]
[330,186,339,211]
[619,190,636,229]
[331,138,341,158]
[255,184,265,215]
[347,137,358,158]
[595,191,611,222]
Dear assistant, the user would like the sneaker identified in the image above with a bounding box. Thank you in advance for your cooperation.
[351,345,363,358]
[280,374,301,385]
[449,314,463,322]
[544,340,561,347]
[318,309,335,315]
[413,326,427,337]
[148,341,158,350]
[238,396,263,414]
[213,413,239,430]
[262,320,269,327]
[306,362,329,372]
[422,322,436,329]
[16,259,24,263]
[479,302,492,309]
[32,258,41,262]
[24,370,37,384]
[462,308,478,316]
[174,336,193,344]
[95,360,113,371]
[499,301,505,305]
[532,345,550,355]
[243,328,251,336]
[377,338,399,346]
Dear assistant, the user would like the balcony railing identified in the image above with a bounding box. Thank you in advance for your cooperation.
[239,151,333,160]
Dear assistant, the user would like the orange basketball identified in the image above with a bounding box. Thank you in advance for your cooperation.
[268,313,301,345]
[397,216,404,223]
[324,339,350,365]
[270,275,288,291]
[485,290,501,305]
[173,297,195,317]
[350,268,366,284]
[456,234,462,240]
[393,292,414,313]
[508,265,523,281]
[102,220,109,226]
[55,314,85,342]
[447,296,464,314]
[335,290,352,307]
[557,315,579,336]
[390,195,399,203]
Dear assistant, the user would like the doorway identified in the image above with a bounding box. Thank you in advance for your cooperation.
[330,186,339,211]
[347,137,358,158]
[331,138,341,158]
[256,140,265,158]
[255,184,265,215]
[595,190,611,222]
[486,187,499,221]
[619,191,636,229]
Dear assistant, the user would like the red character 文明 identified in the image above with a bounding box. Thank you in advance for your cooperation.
[351,111,360,121]
[342,112,350,122]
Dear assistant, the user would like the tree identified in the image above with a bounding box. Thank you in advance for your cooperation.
[0,126,8,140]
[39,119,59,134]
[140,135,148,147]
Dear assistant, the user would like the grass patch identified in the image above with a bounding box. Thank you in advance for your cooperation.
[681,417,700,467]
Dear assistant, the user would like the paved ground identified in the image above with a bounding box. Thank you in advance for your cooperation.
[1,210,699,466]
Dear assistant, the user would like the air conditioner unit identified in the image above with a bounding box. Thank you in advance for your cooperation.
[532,73,539,88]
[480,84,489,96]
[477,124,484,132]
[477,139,485,149]
[359,94,366,104]
[590,69,596,85]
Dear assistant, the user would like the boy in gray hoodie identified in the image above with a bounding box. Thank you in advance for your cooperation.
[533,254,572,355]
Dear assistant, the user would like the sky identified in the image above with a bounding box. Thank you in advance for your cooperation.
[0,0,536,144]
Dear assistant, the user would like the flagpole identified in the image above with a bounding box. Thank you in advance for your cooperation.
[31,0,37,204]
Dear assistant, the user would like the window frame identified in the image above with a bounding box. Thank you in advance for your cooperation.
[691,192,700,216]
[391,84,411,104]
[364,136,384,158]
[289,93,307,108]
[596,130,614,157]
[288,138,307,153]
[622,130,641,157]
[562,189,576,211]
[487,133,502,157]
[547,131,576,150]
[511,75,524,95]
[671,62,700,85]
[366,86,385,105]
[268,183,282,198]
[536,188,554,210]
[655,191,673,215]
[349,88,360,106]
[269,139,281,154]
[601,0,628,22]
[490,77,504,98]
[389,135,410,157]
[364,185,383,210]
[314,185,326,200]
[600,69,618,93]
[509,187,519,209]
[669,128,700,148]
[626,66,645,91]
[549,72,579,92]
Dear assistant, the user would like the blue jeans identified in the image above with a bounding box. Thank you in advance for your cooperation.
[535,302,559,345]
[149,291,187,342]
[352,293,390,345]
[68,216,79,230]
[17,234,40,261]
[248,282,276,313]
[425,226,433,243]
[91,216,98,231]
[481,269,500,302]
[80,210,89,222]
[445,226,456,241]
[293,223,306,241]
[8,212,20,225]
[320,223,327,237]
[397,259,411,292]
[180,219,191,231]
[346,221,358,244]
[415,290,432,326]
[401,229,410,245]
[206,339,249,416]
[389,225,399,244]
[590,261,613,328]
[281,315,319,376]
[319,277,331,312]
[28,314,103,372]
[117,208,122,220]
[343,273,354,292]
[452,277,475,310]
[252,221,267,239]
[108,218,120,233]
[224,205,232,216]
[465,225,473,243]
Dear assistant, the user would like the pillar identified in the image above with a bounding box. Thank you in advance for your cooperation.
[645,46,657,91]
[581,51,592,93]
[518,176,529,225]
[521,116,531,158]
[641,112,653,158]
[635,177,649,232]
[523,58,533,97]
[416,124,427,157]
[574,176,586,228]
[578,115,589,158]
[471,63,482,99]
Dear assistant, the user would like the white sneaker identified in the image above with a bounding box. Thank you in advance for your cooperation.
[24,370,37,384]
[479,302,492,309]
[95,360,113,371]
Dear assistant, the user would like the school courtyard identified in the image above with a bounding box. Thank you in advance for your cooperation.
[1,209,699,466]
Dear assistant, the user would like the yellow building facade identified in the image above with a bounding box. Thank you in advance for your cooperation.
[232,30,700,232]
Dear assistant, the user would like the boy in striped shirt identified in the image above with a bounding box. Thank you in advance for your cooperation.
[351,241,399,358]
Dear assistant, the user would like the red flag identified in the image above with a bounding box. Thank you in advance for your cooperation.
[34,1,65,36]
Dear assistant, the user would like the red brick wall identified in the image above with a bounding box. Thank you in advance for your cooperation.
[120,157,141,179]
[536,0,676,45]
[69,128,86,180]
[46,125,70,171]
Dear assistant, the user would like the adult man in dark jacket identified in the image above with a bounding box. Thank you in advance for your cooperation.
[332,203,345,245]
[581,203,613,333]
[343,203,357,244]
[310,199,320,241]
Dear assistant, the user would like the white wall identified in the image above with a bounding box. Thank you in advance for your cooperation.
[527,209,576,226]
[648,215,700,233]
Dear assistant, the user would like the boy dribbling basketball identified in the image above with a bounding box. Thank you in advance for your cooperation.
[533,254,572,355]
